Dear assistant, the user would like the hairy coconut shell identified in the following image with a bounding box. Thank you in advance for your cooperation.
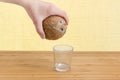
[43,15,67,40]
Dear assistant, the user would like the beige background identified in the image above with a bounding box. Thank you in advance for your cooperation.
[0,0,120,51]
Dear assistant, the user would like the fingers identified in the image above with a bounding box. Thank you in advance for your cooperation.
[47,3,69,25]
[59,11,69,25]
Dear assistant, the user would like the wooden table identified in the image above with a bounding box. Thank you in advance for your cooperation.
[0,51,120,80]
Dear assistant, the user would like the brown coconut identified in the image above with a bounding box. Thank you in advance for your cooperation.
[43,15,67,40]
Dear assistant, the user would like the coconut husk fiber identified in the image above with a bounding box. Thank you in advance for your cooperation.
[43,15,67,40]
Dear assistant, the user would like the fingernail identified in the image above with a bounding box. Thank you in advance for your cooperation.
[40,35,45,39]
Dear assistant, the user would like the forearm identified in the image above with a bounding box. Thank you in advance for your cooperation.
[0,0,31,7]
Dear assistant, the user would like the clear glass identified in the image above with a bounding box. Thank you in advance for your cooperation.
[53,45,73,72]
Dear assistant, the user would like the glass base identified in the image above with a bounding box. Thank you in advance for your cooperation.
[55,62,70,72]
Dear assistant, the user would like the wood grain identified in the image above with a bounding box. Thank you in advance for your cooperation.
[0,51,120,80]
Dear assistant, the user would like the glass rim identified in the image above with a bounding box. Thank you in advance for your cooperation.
[53,44,73,52]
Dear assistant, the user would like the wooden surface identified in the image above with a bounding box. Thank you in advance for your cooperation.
[0,51,120,80]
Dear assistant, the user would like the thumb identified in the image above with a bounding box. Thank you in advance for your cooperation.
[34,19,45,39]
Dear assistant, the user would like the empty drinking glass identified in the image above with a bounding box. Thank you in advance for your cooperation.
[53,45,73,72]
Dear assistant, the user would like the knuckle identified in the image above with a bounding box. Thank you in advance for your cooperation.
[46,3,55,14]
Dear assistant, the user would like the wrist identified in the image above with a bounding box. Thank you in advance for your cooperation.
[16,0,32,8]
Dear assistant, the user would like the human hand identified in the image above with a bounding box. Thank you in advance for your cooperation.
[22,0,69,39]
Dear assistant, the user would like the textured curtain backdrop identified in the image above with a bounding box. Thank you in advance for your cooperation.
[0,0,120,51]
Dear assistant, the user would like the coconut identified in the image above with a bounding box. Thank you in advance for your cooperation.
[43,15,67,40]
